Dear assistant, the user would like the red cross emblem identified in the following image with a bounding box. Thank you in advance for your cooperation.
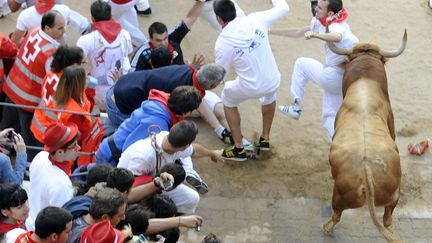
[43,74,59,104]
[22,33,42,65]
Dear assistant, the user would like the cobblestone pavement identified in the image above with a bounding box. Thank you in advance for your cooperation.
[180,197,432,243]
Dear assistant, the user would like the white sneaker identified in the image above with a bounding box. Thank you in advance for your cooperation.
[429,0,432,9]
[278,105,301,120]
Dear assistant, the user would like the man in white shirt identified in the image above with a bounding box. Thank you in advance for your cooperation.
[10,0,90,46]
[27,123,80,230]
[109,0,148,47]
[77,0,132,111]
[213,0,289,161]
[271,0,358,142]
[118,120,223,214]
[7,0,62,13]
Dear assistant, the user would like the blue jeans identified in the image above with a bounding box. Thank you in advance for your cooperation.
[105,86,130,128]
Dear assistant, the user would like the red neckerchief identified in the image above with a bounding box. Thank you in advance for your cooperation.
[319,8,348,27]
[15,231,37,243]
[92,20,122,44]
[35,0,55,14]
[149,42,175,62]
[0,220,26,233]
[48,155,72,176]
[147,89,183,127]
[111,0,132,4]
[189,65,205,98]
[221,21,229,29]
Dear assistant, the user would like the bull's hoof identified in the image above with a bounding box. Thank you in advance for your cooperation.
[322,221,334,235]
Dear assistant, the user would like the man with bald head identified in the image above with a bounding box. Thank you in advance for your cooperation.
[0,10,65,160]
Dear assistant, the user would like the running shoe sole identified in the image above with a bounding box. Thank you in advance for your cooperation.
[185,175,209,194]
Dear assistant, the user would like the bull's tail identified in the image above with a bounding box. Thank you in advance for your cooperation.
[363,165,402,243]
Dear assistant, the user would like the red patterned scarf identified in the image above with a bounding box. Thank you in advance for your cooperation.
[92,20,122,44]
[319,8,348,27]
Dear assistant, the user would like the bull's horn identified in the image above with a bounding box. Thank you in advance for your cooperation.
[379,29,407,58]
[325,25,353,55]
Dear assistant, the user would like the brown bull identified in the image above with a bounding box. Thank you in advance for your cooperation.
[323,30,407,243]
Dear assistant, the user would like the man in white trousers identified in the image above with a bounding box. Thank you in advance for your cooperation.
[213,0,289,161]
[109,0,148,47]
[135,0,151,15]
[272,0,358,142]
[117,120,224,213]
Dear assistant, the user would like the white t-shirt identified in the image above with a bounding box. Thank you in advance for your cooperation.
[118,131,193,177]
[77,28,132,109]
[214,0,289,93]
[77,29,132,87]
[26,151,73,231]
[310,17,359,66]
[16,4,71,33]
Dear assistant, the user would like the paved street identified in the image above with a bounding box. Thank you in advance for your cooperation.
[181,197,432,242]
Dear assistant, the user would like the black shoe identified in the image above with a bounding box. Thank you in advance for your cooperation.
[185,175,209,194]
[220,128,234,145]
[254,137,270,151]
[222,146,247,161]
[135,6,152,16]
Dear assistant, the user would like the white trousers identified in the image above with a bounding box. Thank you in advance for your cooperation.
[162,184,200,214]
[290,57,344,141]
[135,0,150,10]
[162,156,201,214]
[68,9,91,34]
[199,0,245,33]
[110,0,148,47]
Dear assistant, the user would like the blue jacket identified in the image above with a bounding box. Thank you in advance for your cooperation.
[0,152,27,184]
[62,195,93,220]
[114,64,195,115]
[97,100,173,164]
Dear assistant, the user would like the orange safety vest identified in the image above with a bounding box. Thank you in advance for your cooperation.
[3,29,58,111]
[31,96,92,144]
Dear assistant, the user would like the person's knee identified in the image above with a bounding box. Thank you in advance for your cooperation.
[295,57,309,67]
[214,104,226,120]
[179,191,200,214]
